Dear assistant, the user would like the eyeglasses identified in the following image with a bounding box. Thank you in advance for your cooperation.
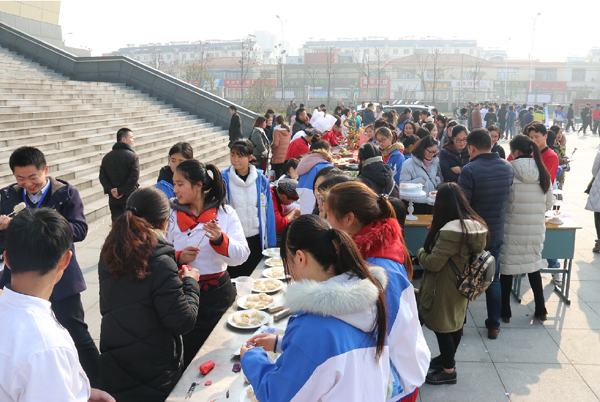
[454,139,467,143]
[425,149,438,155]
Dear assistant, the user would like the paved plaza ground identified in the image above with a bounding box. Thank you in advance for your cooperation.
[75,129,600,402]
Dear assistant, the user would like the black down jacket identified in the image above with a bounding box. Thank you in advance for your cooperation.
[98,236,200,402]
[359,157,400,198]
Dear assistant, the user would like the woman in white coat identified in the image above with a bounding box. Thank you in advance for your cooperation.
[500,135,553,322]
[585,151,600,253]
[399,135,443,215]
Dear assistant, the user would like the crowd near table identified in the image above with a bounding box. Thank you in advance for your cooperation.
[167,259,288,401]
[404,214,581,304]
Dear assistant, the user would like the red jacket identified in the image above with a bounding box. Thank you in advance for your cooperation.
[322,129,342,147]
[285,136,310,160]
[541,147,559,183]
[508,147,559,183]
[270,187,289,232]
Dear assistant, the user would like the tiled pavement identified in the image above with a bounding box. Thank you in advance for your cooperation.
[76,129,600,402]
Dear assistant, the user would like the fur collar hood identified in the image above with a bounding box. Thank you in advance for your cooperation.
[284,265,388,332]
[297,151,333,175]
[353,218,405,264]
[381,142,404,158]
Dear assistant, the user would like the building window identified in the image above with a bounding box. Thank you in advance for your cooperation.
[572,68,586,81]
[393,49,398,54]
[469,50,473,55]
[535,68,557,81]
[166,55,171,60]
[404,49,409,54]
[497,67,519,80]
[455,49,460,54]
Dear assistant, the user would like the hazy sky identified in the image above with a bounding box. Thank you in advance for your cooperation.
[59,0,595,62]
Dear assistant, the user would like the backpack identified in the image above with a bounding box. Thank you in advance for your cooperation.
[447,251,495,301]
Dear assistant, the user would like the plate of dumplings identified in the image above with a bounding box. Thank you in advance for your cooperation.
[237,293,275,310]
[228,310,270,329]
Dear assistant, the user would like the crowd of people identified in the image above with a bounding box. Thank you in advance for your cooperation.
[0,95,598,402]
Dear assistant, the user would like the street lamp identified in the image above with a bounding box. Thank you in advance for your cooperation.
[276,15,285,104]
[504,37,511,101]
[529,12,541,100]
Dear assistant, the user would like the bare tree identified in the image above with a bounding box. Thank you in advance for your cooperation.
[323,45,339,107]
[414,52,429,102]
[150,48,163,70]
[429,46,448,103]
[248,70,275,112]
[469,58,487,101]
[239,36,256,106]
[305,62,321,101]
[372,45,391,103]
[182,63,215,92]
[355,49,372,100]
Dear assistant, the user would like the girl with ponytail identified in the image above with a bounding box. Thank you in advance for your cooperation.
[241,214,390,402]
[167,159,250,366]
[99,187,200,401]
[323,181,430,401]
[222,139,277,278]
[499,134,553,323]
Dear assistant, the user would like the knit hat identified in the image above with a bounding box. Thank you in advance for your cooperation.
[277,179,299,199]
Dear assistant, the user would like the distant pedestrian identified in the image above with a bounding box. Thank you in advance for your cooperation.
[99,128,140,222]
[228,105,243,147]
[286,100,297,123]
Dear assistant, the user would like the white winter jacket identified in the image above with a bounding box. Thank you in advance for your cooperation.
[500,158,553,275]
[585,152,600,212]
[227,166,260,237]
[399,156,442,203]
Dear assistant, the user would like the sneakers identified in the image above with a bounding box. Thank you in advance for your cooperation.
[593,240,600,253]
[552,273,563,287]
[425,368,457,385]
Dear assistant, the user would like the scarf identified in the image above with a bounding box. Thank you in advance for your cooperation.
[422,158,433,170]
[353,219,405,264]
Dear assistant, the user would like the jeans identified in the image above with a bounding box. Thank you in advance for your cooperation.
[595,212,600,239]
[506,125,514,139]
[52,293,100,387]
[547,259,560,268]
[485,240,503,330]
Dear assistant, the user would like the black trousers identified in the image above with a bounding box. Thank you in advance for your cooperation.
[228,234,263,279]
[182,273,236,368]
[52,293,100,387]
[500,272,547,317]
[108,196,128,222]
[434,328,463,370]
[595,212,600,239]
[272,163,284,180]
[565,119,575,131]
[579,120,591,133]
[593,120,600,134]
[499,121,506,136]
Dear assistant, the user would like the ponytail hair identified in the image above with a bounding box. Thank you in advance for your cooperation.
[101,187,170,281]
[281,214,387,360]
[326,181,395,225]
[509,134,551,193]
[175,159,227,210]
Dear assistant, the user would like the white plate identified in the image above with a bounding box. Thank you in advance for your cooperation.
[263,267,289,280]
[237,294,276,310]
[265,257,283,267]
[239,385,254,402]
[227,309,271,329]
[252,278,284,293]
[262,248,280,257]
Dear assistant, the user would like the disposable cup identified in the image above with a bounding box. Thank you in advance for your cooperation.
[236,276,253,297]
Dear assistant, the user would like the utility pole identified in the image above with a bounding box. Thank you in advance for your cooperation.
[276,15,285,105]
[460,54,464,102]
[505,38,511,101]
[529,12,541,100]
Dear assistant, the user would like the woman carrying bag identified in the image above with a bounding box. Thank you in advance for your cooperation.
[500,135,553,322]
[417,183,489,386]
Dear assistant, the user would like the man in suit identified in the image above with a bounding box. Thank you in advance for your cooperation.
[228,105,243,147]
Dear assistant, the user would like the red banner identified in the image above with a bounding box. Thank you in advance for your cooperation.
[223,79,276,89]
[361,78,390,87]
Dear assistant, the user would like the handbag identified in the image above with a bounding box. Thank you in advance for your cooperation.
[585,177,594,194]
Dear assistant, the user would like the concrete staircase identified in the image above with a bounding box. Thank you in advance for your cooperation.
[0,46,231,223]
